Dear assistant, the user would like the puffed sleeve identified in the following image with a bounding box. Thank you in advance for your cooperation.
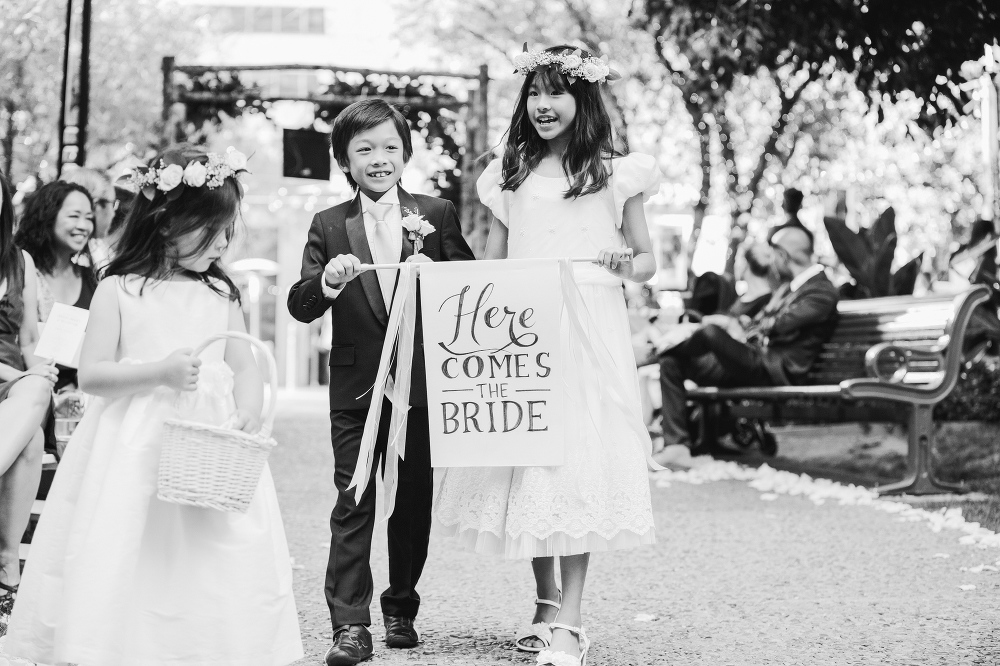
[475,158,510,226]
[611,153,662,227]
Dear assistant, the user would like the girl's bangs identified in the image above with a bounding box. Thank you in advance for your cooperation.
[532,66,571,93]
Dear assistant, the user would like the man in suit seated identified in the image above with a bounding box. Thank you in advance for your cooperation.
[656,227,839,456]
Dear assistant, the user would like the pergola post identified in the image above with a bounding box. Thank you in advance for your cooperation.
[161,56,177,147]
[460,64,491,257]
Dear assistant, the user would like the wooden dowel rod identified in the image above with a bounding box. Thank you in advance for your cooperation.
[358,257,597,271]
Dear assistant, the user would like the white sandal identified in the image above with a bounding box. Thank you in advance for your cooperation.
[536,622,590,666]
[514,595,562,653]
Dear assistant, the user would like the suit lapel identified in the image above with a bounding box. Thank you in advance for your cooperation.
[345,195,389,325]
[397,188,418,261]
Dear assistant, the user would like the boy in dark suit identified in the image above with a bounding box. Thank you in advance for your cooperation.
[287,99,474,665]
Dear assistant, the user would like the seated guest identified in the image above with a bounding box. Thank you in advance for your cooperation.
[647,242,774,356]
[657,227,838,454]
[684,270,737,320]
[15,182,97,394]
[60,167,116,270]
[107,184,136,246]
[703,242,774,333]
[0,170,58,632]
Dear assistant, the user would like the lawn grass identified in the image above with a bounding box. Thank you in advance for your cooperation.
[748,421,1000,532]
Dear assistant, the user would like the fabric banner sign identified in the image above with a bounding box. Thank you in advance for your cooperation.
[419,259,565,467]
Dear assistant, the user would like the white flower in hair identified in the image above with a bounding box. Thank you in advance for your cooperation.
[225,147,248,171]
[581,62,602,82]
[122,148,251,202]
[182,160,208,187]
[512,43,622,84]
[512,52,534,70]
[157,164,184,192]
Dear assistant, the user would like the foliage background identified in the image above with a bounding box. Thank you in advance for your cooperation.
[0,0,198,183]
[1,0,995,280]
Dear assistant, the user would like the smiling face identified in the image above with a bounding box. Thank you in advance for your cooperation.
[341,120,407,199]
[52,191,94,256]
[172,224,230,274]
[526,72,578,143]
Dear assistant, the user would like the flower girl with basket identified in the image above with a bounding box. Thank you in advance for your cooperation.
[5,145,303,666]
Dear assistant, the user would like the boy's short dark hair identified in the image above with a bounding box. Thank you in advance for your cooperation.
[330,99,413,190]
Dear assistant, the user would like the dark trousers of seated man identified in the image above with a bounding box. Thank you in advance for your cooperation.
[659,324,774,449]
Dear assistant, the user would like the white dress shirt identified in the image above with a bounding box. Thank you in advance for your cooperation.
[789,263,826,292]
[322,186,404,300]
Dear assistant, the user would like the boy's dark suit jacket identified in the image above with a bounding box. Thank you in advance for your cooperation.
[287,188,475,407]
[748,271,839,384]
[286,186,474,630]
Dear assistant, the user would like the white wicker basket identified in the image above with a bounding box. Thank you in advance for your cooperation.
[157,331,278,514]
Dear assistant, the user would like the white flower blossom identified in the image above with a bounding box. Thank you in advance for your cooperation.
[562,54,583,69]
[581,62,602,82]
[182,160,208,187]
[512,49,615,83]
[157,164,184,191]
[225,148,248,171]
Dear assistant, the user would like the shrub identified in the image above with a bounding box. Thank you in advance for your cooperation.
[934,357,1000,422]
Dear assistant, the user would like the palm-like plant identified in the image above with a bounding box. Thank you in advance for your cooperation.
[823,207,922,299]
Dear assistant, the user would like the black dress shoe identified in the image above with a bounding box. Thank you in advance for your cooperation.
[383,614,419,648]
[325,624,373,665]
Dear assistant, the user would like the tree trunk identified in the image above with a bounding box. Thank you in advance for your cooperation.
[721,69,820,274]
[718,112,742,275]
[688,107,713,273]
[1,100,14,178]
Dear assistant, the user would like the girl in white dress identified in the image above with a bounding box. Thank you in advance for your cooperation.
[4,145,303,666]
[435,45,660,665]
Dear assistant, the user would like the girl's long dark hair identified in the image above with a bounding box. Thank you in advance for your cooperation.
[0,168,22,291]
[104,144,241,302]
[15,181,97,290]
[501,45,622,199]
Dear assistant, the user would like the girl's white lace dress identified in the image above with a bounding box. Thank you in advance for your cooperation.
[434,154,660,559]
[5,277,303,666]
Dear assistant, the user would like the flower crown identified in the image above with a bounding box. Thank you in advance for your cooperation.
[125,147,249,202]
[512,43,621,85]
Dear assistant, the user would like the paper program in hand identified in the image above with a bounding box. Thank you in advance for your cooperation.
[34,302,89,368]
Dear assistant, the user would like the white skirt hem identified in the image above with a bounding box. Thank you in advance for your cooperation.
[436,521,655,560]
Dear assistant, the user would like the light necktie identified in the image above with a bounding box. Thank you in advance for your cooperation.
[369,202,395,307]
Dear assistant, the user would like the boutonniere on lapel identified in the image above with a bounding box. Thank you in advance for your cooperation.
[401,207,435,254]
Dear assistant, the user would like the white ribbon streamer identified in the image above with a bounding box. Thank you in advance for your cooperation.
[347,262,418,520]
[558,259,663,471]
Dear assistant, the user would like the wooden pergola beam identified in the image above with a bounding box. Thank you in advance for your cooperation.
[176,91,464,111]
[173,63,482,81]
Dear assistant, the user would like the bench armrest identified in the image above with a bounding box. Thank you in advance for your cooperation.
[864,342,945,383]
[842,285,992,405]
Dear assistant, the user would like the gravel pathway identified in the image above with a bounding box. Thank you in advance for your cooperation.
[270,401,999,666]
